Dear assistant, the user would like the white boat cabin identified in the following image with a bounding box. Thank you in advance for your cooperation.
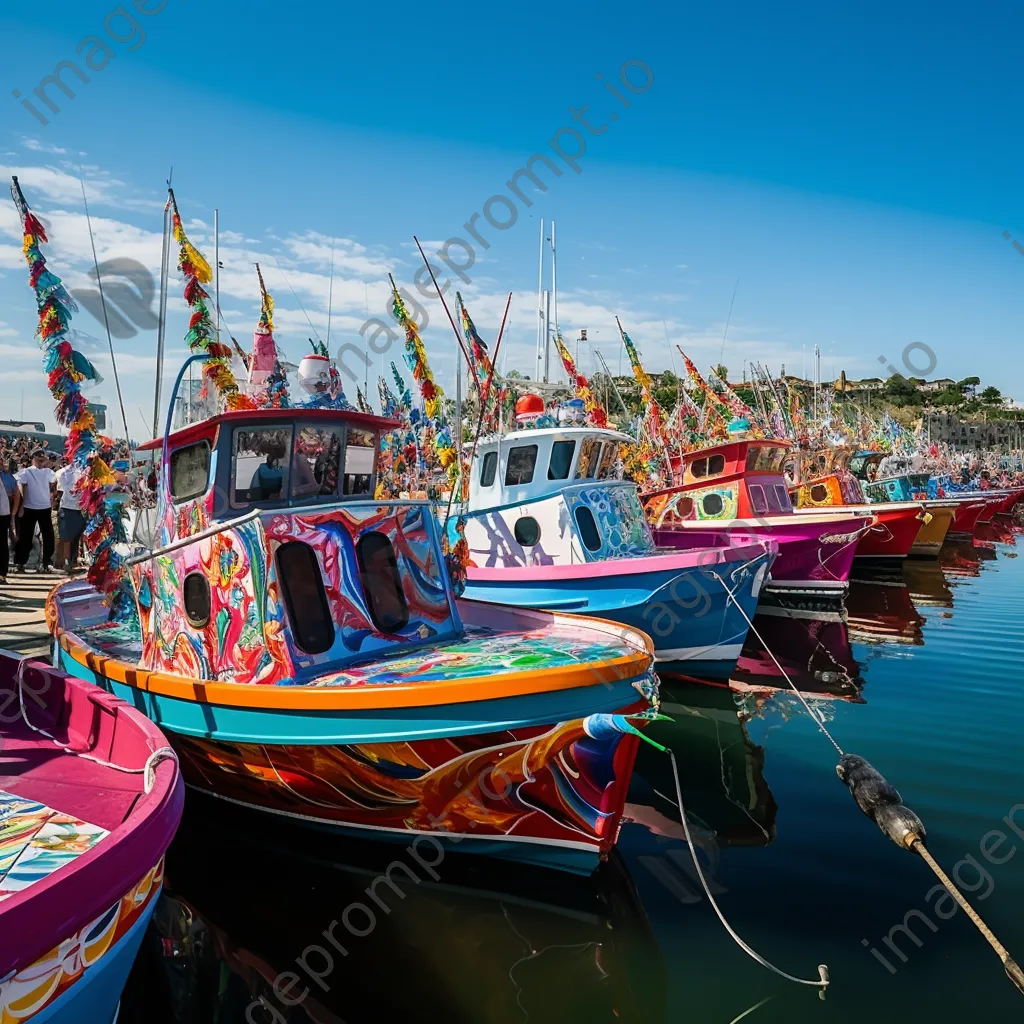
[462,427,658,566]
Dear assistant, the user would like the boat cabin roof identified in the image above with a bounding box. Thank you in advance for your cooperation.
[137,406,399,452]
[469,426,634,507]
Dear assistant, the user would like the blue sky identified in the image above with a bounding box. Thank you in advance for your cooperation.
[1,0,1022,438]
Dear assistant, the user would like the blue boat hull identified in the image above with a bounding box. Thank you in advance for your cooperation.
[463,550,772,677]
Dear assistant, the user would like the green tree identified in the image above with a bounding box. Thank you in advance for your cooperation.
[956,376,981,397]
[882,373,922,407]
[980,385,1003,406]
[712,363,729,382]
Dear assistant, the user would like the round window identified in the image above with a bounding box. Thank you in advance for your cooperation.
[810,483,829,503]
[702,492,724,517]
[514,516,541,547]
[183,572,211,628]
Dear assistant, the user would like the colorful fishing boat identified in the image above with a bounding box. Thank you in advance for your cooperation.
[456,423,776,676]
[642,438,873,597]
[47,394,662,875]
[845,451,957,556]
[0,650,183,1023]
[785,446,935,559]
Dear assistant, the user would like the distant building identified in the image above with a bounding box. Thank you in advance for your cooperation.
[924,412,1021,450]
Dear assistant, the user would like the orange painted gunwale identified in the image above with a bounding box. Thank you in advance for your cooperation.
[57,622,652,713]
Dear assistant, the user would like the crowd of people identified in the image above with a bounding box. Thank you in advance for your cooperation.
[0,432,138,585]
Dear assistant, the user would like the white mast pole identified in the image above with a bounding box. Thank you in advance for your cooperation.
[152,191,171,440]
[536,218,544,381]
[551,220,558,376]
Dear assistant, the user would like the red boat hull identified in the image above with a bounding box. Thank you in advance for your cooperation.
[948,498,990,537]
[852,505,922,559]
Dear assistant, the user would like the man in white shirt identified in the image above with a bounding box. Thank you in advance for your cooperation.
[0,463,10,583]
[55,460,86,575]
[13,448,56,573]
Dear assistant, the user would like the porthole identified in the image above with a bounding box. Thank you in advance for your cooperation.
[702,492,724,517]
[514,516,541,546]
[810,483,829,503]
[182,573,211,628]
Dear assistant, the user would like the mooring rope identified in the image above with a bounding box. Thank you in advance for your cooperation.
[667,746,830,993]
[709,571,1024,996]
[17,659,178,794]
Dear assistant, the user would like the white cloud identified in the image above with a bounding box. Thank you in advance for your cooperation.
[21,138,67,155]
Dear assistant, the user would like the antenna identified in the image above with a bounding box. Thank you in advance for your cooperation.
[719,277,739,363]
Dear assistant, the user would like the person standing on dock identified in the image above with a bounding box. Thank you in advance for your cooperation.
[0,459,12,584]
[12,448,56,573]
[54,459,86,575]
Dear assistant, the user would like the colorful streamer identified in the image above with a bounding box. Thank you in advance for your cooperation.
[391,283,442,420]
[168,190,253,412]
[9,176,128,606]
[554,333,608,428]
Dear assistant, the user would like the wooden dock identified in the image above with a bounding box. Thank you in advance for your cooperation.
[0,573,54,658]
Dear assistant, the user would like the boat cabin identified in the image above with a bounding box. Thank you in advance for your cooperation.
[643,439,795,526]
[118,406,463,685]
[462,426,658,566]
[848,451,929,503]
[786,446,866,509]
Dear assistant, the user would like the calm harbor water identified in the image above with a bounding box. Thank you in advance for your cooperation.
[120,526,1024,1023]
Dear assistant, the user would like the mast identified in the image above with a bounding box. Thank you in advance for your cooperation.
[152,185,172,440]
[535,218,544,381]
[543,290,551,382]
[550,220,558,361]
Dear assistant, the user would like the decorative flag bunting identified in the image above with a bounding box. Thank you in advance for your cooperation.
[706,367,763,435]
[168,190,253,412]
[391,282,442,420]
[251,264,289,408]
[554,333,608,427]
[616,318,669,483]
[10,176,128,606]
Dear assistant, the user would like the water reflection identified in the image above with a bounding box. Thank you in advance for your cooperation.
[845,575,924,646]
[121,795,667,1024]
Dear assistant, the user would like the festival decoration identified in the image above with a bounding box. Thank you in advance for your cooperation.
[391,281,442,420]
[249,264,287,404]
[554,333,608,427]
[10,176,129,605]
[616,319,668,485]
[168,190,254,412]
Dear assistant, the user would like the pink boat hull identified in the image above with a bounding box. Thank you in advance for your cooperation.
[653,514,869,593]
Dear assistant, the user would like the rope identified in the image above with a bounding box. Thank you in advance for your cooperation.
[709,573,1024,997]
[709,570,844,756]
[17,660,178,794]
[667,747,830,993]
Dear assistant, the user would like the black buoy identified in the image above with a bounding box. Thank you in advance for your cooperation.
[836,754,926,850]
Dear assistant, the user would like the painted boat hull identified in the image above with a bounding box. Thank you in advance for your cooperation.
[0,654,182,1024]
[946,497,991,538]
[49,593,660,876]
[463,546,775,677]
[909,503,956,557]
[793,502,922,560]
[652,515,866,595]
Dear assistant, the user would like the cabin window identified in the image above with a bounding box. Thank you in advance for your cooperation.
[673,495,694,519]
[691,454,724,478]
[514,516,541,546]
[750,484,769,515]
[597,442,619,479]
[276,541,335,654]
[574,438,600,479]
[702,492,724,516]
[810,483,829,503]
[548,440,576,480]
[182,572,210,628]
[343,428,376,496]
[772,484,791,512]
[169,441,211,502]
[292,426,343,500]
[356,532,410,633]
[574,505,602,552]
[505,445,538,486]
[232,427,293,505]
[480,451,498,487]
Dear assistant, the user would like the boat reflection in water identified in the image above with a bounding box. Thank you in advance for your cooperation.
[631,680,778,852]
[902,559,954,610]
[729,610,862,701]
[120,795,666,1024]
[940,539,996,578]
[845,574,925,646]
